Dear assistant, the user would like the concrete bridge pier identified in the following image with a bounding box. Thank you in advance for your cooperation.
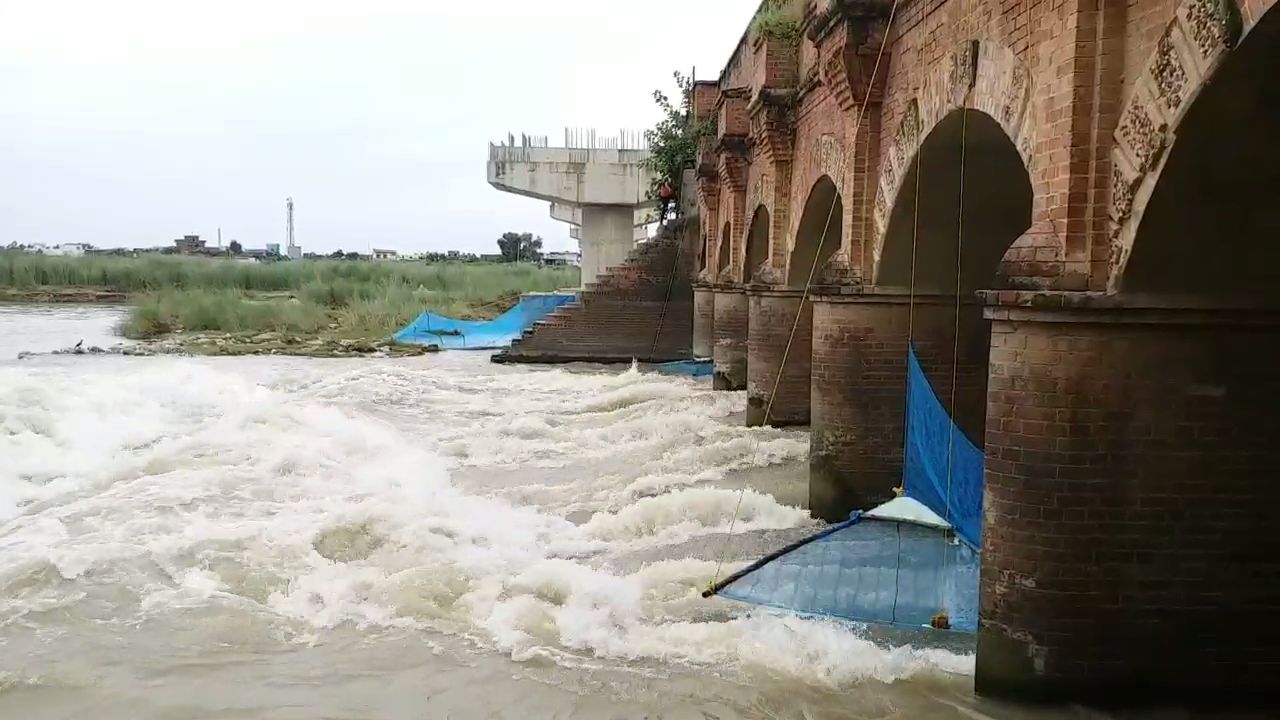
[554,202,657,286]
[488,132,654,287]
[579,206,635,287]
[975,297,1280,705]
[745,287,812,427]
[808,290,989,521]
[692,285,715,358]
[712,285,748,391]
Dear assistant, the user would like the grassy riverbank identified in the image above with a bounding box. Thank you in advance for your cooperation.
[0,253,579,348]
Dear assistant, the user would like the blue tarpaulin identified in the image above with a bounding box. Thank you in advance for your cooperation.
[716,508,980,632]
[393,292,576,350]
[653,359,713,378]
[707,346,985,633]
[903,346,985,548]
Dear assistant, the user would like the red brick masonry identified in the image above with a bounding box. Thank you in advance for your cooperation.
[693,285,715,358]
[712,286,749,390]
[495,222,695,364]
[745,287,813,427]
[976,301,1280,706]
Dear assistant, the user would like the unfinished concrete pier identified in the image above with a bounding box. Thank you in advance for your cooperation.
[487,130,656,287]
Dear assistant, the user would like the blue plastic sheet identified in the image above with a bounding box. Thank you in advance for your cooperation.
[903,346,984,548]
[708,345,986,633]
[393,292,576,350]
[653,359,713,378]
[718,513,980,632]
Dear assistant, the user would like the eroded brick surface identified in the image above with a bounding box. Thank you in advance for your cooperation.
[745,289,813,427]
[712,288,749,390]
[977,309,1280,705]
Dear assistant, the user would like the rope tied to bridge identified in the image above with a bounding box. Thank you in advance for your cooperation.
[709,0,902,593]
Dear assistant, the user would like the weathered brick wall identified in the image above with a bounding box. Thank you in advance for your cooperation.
[712,288,748,390]
[495,223,694,364]
[869,1,1072,290]
[810,293,989,521]
[787,89,846,281]
[745,289,812,427]
[701,0,1280,301]
[1109,0,1278,293]
[692,286,715,358]
[977,305,1280,705]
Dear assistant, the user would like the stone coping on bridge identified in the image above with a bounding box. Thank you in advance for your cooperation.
[708,283,747,294]
[743,284,810,298]
[803,287,1280,315]
[979,290,1280,326]
[809,287,986,305]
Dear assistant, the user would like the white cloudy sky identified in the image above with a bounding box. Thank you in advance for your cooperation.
[0,1,753,254]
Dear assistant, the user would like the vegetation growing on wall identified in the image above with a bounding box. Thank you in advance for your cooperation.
[751,0,801,44]
[642,71,715,208]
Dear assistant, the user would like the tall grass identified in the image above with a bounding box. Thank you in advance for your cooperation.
[125,290,333,338]
[0,253,581,340]
[0,252,578,297]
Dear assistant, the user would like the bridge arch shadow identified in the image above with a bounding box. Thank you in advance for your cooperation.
[1119,3,1280,302]
[788,176,842,288]
[716,221,731,278]
[744,205,771,283]
[875,107,1033,446]
[877,109,1032,295]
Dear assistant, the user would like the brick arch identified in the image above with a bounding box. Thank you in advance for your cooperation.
[785,131,846,266]
[742,204,772,283]
[1107,0,1263,291]
[869,39,1035,284]
[716,183,748,283]
[716,220,731,275]
[787,175,843,288]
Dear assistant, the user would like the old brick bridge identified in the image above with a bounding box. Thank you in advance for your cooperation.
[496,0,1280,707]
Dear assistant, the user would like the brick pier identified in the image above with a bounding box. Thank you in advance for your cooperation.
[692,285,715,358]
[809,290,989,521]
[976,297,1280,705]
[745,287,813,427]
[711,286,748,391]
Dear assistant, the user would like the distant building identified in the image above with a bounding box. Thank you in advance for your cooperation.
[19,242,91,257]
[371,248,398,261]
[543,251,581,267]
[174,235,205,254]
[266,243,281,256]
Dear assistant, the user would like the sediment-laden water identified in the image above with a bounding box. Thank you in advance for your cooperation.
[1,306,1106,719]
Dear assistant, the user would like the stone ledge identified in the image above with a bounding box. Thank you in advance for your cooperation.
[810,286,985,305]
[980,290,1280,325]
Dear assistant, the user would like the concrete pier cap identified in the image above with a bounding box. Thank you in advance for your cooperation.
[487,129,658,286]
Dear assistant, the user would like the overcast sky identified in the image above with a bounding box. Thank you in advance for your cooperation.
[0,1,753,254]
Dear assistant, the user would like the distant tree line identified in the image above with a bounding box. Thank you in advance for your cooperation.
[496,232,543,262]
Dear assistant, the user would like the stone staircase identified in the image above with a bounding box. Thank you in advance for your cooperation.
[492,221,695,364]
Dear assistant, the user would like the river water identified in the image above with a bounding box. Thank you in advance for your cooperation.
[0,306,1114,719]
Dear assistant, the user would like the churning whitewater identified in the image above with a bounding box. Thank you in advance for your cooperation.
[0,307,983,719]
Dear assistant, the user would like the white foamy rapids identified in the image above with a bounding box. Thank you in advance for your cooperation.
[0,358,971,688]
[289,361,811,513]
